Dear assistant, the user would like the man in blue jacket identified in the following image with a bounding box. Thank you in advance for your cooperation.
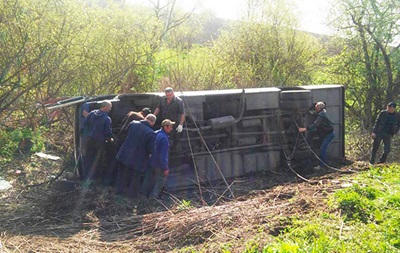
[83,100,114,181]
[299,101,335,168]
[116,114,156,198]
[141,119,174,199]
[370,102,400,164]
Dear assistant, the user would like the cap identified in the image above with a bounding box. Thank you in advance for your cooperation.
[141,107,151,116]
[161,119,175,127]
[388,102,397,108]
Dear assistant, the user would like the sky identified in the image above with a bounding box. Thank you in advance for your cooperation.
[197,0,334,34]
[128,0,334,35]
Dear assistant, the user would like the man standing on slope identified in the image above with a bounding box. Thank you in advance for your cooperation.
[370,102,400,164]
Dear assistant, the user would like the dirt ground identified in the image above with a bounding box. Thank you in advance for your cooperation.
[0,157,368,252]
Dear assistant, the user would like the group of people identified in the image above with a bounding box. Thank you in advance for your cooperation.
[80,86,399,198]
[81,87,185,199]
[299,101,400,168]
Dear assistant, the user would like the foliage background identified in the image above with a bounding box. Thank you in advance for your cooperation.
[0,0,400,161]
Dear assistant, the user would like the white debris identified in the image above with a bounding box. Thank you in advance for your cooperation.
[0,177,12,191]
[35,152,61,161]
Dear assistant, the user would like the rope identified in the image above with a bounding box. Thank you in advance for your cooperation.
[277,110,315,183]
[291,119,353,173]
[175,85,235,200]
[184,121,207,205]
[285,160,315,183]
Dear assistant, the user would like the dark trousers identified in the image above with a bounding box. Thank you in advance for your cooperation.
[116,163,142,198]
[103,141,118,186]
[83,137,106,180]
[141,166,155,197]
[142,166,167,198]
[370,132,392,164]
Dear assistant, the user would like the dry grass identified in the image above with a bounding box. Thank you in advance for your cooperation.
[0,157,370,252]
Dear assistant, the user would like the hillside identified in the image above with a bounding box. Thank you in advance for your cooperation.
[0,158,377,252]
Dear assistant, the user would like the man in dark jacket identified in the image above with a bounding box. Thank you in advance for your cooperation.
[370,102,400,164]
[154,87,185,148]
[116,114,156,198]
[299,101,335,167]
[83,100,113,181]
[141,119,174,199]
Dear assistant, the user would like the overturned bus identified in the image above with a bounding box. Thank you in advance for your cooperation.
[47,85,345,189]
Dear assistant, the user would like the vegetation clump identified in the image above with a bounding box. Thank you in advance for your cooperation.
[259,165,400,253]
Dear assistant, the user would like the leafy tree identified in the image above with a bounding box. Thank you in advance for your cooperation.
[0,0,183,127]
[155,0,323,91]
[207,0,322,87]
[330,0,400,129]
[0,0,70,123]
[74,2,161,94]
[0,0,325,131]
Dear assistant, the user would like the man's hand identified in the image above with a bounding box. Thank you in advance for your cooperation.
[371,133,376,139]
[163,170,169,176]
[176,124,183,133]
[298,127,307,133]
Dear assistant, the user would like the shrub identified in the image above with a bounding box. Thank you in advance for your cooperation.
[331,184,377,223]
[0,127,45,162]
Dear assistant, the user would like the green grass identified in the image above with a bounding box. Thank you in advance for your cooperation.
[174,164,400,253]
[255,165,400,253]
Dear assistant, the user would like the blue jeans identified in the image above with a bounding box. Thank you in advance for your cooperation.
[320,132,335,166]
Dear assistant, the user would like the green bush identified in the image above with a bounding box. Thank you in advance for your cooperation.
[332,184,379,223]
[0,127,45,162]
[381,211,400,249]
[386,193,400,208]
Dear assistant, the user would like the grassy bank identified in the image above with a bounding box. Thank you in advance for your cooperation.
[220,164,400,253]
